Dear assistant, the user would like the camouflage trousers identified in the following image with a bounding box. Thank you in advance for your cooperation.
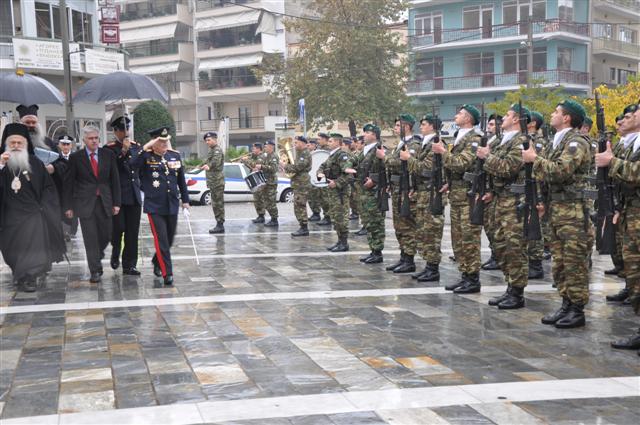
[320,187,331,219]
[450,201,482,274]
[492,194,528,288]
[483,197,497,253]
[613,218,626,279]
[528,213,550,261]
[207,182,225,222]
[308,185,322,215]
[391,190,418,256]
[415,190,444,264]
[349,183,360,215]
[549,201,594,305]
[255,183,278,219]
[359,189,385,251]
[293,183,309,226]
[623,205,640,310]
[327,186,351,238]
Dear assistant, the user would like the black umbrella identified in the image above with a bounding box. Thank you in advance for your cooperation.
[0,70,64,105]
[73,71,168,103]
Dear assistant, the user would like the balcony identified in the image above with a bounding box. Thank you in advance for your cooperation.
[120,3,178,22]
[593,0,640,17]
[592,38,640,60]
[198,75,266,101]
[128,42,194,66]
[127,40,181,58]
[119,3,191,28]
[411,19,590,51]
[175,120,197,137]
[407,69,590,95]
[196,0,256,12]
[200,116,265,132]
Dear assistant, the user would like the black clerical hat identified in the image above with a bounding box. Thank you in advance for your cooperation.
[1,123,34,154]
[16,104,39,119]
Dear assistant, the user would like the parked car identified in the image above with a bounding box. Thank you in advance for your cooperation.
[185,162,293,205]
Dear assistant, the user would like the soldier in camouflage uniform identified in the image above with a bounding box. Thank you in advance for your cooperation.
[353,135,367,236]
[318,133,353,252]
[346,137,361,221]
[316,133,333,226]
[243,143,266,223]
[523,100,594,329]
[377,114,421,273]
[597,101,640,354]
[477,104,531,309]
[284,135,312,237]
[306,140,322,221]
[257,140,280,227]
[202,132,225,234]
[481,114,503,272]
[402,114,445,282]
[355,124,385,263]
[432,105,483,293]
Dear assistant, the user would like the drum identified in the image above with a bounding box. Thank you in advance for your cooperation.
[309,150,330,188]
[244,171,267,193]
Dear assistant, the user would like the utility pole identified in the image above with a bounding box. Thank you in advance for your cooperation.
[526,10,533,88]
[60,0,75,139]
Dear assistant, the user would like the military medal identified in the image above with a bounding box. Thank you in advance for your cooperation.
[11,175,21,193]
[152,171,159,178]
[152,180,160,188]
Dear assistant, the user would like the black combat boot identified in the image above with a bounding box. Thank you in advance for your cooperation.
[604,266,623,275]
[606,288,629,302]
[481,254,500,270]
[541,297,570,325]
[543,247,552,260]
[498,286,525,310]
[393,254,416,273]
[364,250,383,264]
[349,212,359,220]
[317,216,332,226]
[164,275,174,286]
[445,274,466,291]
[453,273,481,294]
[209,221,225,234]
[308,213,321,222]
[18,278,36,293]
[355,226,367,236]
[554,302,585,328]
[411,266,429,280]
[360,252,373,262]
[252,214,265,224]
[528,260,544,279]
[386,252,405,271]
[327,241,339,251]
[331,236,349,252]
[488,286,510,306]
[291,225,309,237]
[264,218,279,227]
[417,264,440,282]
[611,329,640,350]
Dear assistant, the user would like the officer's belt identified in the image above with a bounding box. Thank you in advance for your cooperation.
[491,184,516,195]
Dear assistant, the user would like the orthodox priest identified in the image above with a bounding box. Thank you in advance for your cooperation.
[0,123,65,292]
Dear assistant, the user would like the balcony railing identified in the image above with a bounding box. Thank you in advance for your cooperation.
[200,116,265,131]
[592,38,640,57]
[410,19,589,49]
[149,77,181,93]
[196,0,255,12]
[595,0,640,9]
[120,3,178,22]
[407,69,590,93]
[199,75,260,91]
[126,40,183,58]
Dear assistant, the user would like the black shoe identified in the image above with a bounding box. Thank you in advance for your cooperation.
[264,218,279,227]
[489,287,510,306]
[411,267,429,280]
[331,238,349,252]
[453,273,481,294]
[110,256,120,270]
[541,298,570,325]
[355,226,367,236]
[445,275,466,291]
[327,241,339,251]
[604,267,622,275]
[364,251,383,264]
[481,256,500,270]
[308,213,321,222]
[164,275,174,286]
[554,303,585,329]
[123,267,141,276]
[449,255,456,262]
[417,264,440,282]
[64,233,71,242]
[317,217,332,226]
[209,222,225,234]
[252,215,265,224]
[606,288,630,302]
[18,279,36,293]
[543,248,552,260]
[498,286,525,310]
[528,260,544,279]
[360,252,373,262]
[393,255,416,273]
[611,331,640,350]
[386,253,405,271]
[291,225,309,237]
[89,272,101,283]
[153,263,162,277]
[349,213,359,220]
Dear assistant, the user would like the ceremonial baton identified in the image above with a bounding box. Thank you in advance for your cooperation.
[183,208,200,265]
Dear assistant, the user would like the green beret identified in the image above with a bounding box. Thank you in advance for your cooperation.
[558,99,586,120]
[420,113,442,129]
[583,116,593,126]
[329,132,343,139]
[616,113,625,122]
[530,111,544,125]
[460,104,480,125]
[363,123,380,133]
[623,103,639,115]
[509,103,531,122]
[395,113,416,126]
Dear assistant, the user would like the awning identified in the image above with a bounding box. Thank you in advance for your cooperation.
[199,53,262,71]
[120,23,177,44]
[131,62,180,75]
[195,10,261,32]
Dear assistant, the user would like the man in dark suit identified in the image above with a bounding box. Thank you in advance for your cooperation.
[52,135,78,241]
[64,125,121,283]
[105,111,142,275]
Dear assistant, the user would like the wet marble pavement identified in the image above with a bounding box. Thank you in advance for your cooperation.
[0,203,638,424]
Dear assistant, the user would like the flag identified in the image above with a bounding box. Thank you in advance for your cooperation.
[298,98,305,125]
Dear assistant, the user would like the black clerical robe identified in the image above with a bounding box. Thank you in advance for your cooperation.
[0,156,66,281]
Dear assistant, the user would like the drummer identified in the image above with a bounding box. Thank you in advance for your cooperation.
[243,143,267,224]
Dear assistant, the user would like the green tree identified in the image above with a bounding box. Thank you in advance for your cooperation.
[487,80,566,122]
[133,100,176,145]
[226,146,248,161]
[254,0,408,130]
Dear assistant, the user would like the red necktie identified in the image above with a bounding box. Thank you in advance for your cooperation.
[90,152,100,195]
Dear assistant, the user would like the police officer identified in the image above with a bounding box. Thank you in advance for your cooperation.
[53,135,77,240]
[201,131,225,234]
[131,127,189,286]
[105,111,142,275]
[283,135,312,236]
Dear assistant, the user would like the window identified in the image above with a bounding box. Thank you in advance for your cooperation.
[463,6,480,29]
[0,0,13,42]
[35,2,52,38]
[503,1,545,25]
[71,9,92,44]
[464,52,494,76]
[619,26,637,44]
[414,12,442,37]
[610,67,616,82]
[533,46,546,71]
[618,69,637,85]
[504,47,546,76]
[197,24,261,50]
[416,56,443,79]
[558,0,573,21]
[593,22,613,39]
[268,103,282,116]
[557,47,572,70]
[224,164,244,179]
[238,106,250,129]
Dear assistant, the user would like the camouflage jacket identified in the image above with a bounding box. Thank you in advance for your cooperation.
[610,143,640,204]
[385,135,422,177]
[442,128,481,205]
[483,132,526,193]
[259,151,279,185]
[356,143,385,192]
[205,145,224,186]
[407,133,445,191]
[284,150,311,188]
[319,148,353,190]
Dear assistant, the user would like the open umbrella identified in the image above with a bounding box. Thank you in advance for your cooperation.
[0,70,64,105]
[73,71,168,103]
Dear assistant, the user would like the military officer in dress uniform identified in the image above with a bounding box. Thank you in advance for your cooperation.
[105,111,142,275]
[130,126,189,286]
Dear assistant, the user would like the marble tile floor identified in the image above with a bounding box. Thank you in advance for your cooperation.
[0,205,638,424]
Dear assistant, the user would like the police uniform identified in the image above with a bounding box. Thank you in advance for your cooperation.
[131,127,189,285]
[105,113,142,274]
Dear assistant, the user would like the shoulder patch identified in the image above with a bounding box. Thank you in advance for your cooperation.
[568,141,579,154]
[342,155,348,160]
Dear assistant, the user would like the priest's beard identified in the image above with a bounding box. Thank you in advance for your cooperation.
[7,148,31,174]
[28,125,49,151]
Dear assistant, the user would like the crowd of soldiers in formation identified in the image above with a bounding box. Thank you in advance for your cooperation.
[202,98,640,356]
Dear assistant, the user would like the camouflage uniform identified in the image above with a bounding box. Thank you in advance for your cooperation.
[284,149,311,226]
[443,129,483,277]
[609,139,634,275]
[205,144,225,223]
[259,150,279,219]
[319,148,353,240]
[407,134,445,266]
[483,135,502,258]
[317,145,332,219]
[534,128,594,306]
[308,185,322,215]
[356,143,385,252]
[244,153,264,216]
[528,133,550,261]
[349,150,360,217]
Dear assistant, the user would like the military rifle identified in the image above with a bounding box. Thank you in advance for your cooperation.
[466,103,487,226]
[375,127,389,212]
[430,107,444,216]
[517,99,542,241]
[594,91,616,254]
[399,119,412,218]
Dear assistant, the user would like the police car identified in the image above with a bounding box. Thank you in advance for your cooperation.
[185,162,293,205]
